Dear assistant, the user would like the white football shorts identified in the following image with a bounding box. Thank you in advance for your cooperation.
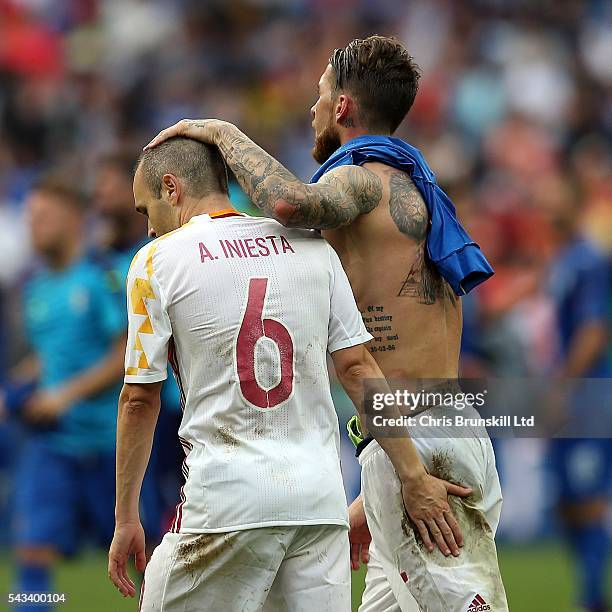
[358,407,509,612]
[139,524,350,612]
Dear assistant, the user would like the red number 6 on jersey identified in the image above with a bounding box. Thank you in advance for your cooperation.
[236,278,294,409]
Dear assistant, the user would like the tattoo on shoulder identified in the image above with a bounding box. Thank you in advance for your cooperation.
[389,170,456,306]
[388,170,428,241]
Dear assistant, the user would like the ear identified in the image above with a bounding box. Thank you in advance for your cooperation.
[334,94,351,126]
[161,174,181,206]
[147,220,157,239]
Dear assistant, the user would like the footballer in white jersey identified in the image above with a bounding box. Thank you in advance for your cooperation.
[124,211,371,535]
[109,137,381,612]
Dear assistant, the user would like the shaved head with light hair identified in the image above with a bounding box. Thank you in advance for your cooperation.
[136,136,229,198]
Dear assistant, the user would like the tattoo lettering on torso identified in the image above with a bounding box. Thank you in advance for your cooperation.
[361,305,398,354]
[388,170,456,306]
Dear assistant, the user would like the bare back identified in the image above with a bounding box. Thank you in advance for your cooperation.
[323,162,462,380]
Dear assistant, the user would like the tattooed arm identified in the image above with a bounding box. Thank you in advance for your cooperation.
[145,119,383,229]
[216,123,382,228]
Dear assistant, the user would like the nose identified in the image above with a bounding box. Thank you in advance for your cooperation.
[310,104,316,120]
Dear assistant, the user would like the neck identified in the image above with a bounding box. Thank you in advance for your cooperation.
[339,129,367,147]
[46,239,83,270]
[339,128,390,147]
[178,193,235,225]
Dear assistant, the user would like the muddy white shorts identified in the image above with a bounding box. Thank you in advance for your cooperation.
[358,410,509,612]
[139,524,350,612]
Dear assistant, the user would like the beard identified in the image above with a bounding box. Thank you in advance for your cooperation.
[312,123,341,164]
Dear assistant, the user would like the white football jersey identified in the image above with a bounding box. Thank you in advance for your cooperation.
[124,210,372,533]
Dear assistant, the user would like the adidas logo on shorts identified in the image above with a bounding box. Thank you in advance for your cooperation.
[467,594,491,611]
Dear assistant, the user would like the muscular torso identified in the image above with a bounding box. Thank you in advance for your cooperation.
[323,162,462,380]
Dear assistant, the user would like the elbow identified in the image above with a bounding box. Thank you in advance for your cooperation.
[270,199,295,227]
[118,383,160,417]
[253,175,300,227]
[339,362,369,383]
[337,357,378,389]
[336,359,380,399]
[334,345,380,387]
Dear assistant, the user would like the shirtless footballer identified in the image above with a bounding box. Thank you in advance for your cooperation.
[145,36,508,612]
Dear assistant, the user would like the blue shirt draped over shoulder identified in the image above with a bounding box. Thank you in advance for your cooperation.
[310,135,494,295]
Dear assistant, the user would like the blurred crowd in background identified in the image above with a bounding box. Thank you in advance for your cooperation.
[0,0,610,591]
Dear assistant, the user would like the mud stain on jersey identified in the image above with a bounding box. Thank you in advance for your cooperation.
[215,341,233,360]
[177,533,234,574]
[300,342,313,363]
[217,425,240,448]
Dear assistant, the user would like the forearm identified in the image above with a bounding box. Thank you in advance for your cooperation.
[145,119,379,228]
[559,323,607,378]
[62,337,126,404]
[340,368,426,483]
[115,385,160,523]
[213,124,320,226]
[214,123,364,229]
